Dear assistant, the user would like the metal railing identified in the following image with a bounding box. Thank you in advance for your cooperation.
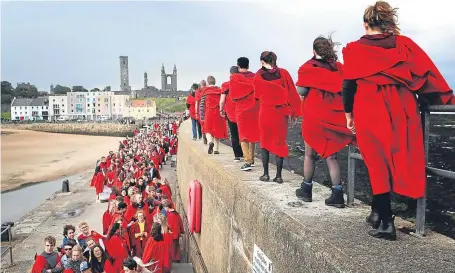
[347,105,455,237]
[1,224,14,266]
[173,181,208,273]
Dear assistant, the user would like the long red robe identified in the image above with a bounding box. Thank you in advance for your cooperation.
[221,81,237,122]
[166,210,184,262]
[105,234,129,264]
[230,72,260,142]
[129,221,150,258]
[253,68,301,157]
[142,237,170,273]
[343,34,454,198]
[186,94,196,119]
[203,86,228,139]
[296,60,356,158]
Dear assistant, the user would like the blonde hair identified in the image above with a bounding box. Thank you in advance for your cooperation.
[363,1,400,34]
[154,213,170,233]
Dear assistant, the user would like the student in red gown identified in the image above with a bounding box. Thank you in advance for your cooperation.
[203,76,228,154]
[162,200,183,262]
[105,222,129,271]
[94,157,107,202]
[294,36,356,207]
[253,51,301,183]
[129,210,150,258]
[187,84,201,140]
[195,80,208,145]
[142,223,170,273]
[220,66,244,161]
[230,57,259,171]
[342,1,454,240]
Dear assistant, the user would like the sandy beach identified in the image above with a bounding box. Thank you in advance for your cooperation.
[1,129,122,192]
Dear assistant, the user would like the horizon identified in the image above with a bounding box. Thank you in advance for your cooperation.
[2,0,454,91]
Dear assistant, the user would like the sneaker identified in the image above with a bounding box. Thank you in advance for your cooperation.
[325,187,345,208]
[259,174,270,181]
[234,157,241,162]
[251,163,255,167]
[273,177,283,184]
[240,163,252,171]
[208,142,214,154]
[214,151,220,155]
[295,182,312,202]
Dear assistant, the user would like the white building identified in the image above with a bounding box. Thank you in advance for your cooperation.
[10,97,50,121]
[49,95,68,120]
[67,92,87,120]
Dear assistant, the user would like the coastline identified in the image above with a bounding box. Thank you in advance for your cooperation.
[1,129,122,193]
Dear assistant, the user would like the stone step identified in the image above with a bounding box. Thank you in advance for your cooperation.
[171,263,194,273]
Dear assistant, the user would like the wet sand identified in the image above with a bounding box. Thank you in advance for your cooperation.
[1,129,122,192]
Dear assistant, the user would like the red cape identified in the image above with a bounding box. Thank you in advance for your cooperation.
[186,94,196,119]
[142,238,170,273]
[230,73,260,142]
[342,35,454,198]
[296,61,356,158]
[221,81,237,122]
[203,86,228,139]
[253,68,301,157]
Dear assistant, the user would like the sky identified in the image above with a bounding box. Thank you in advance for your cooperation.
[1,0,455,92]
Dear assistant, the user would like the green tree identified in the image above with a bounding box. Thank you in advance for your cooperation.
[72,86,88,92]
[90,88,100,92]
[1,81,14,104]
[53,84,71,94]
[15,82,39,98]
[103,86,111,91]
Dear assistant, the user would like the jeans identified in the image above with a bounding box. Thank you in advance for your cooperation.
[227,118,243,158]
[191,118,198,139]
[196,120,202,139]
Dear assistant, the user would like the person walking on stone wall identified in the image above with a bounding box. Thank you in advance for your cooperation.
[220,66,244,161]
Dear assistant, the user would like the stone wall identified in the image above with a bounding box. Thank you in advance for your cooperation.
[2,122,138,137]
[176,120,455,273]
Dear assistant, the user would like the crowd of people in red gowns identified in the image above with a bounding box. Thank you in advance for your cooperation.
[32,119,184,273]
[186,0,454,241]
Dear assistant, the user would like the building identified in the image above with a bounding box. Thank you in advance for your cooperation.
[49,95,68,120]
[67,92,87,119]
[120,56,131,92]
[161,64,178,91]
[10,97,50,121]
[124,99,157,120]
[111,93,130,119]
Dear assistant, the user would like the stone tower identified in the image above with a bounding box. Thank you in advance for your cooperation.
[161,64,178,91]
[144,71,148,89]
[119,56,131,92]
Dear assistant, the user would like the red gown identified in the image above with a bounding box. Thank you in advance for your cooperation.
[342,34,454,198]
[253,68,301,157]
[230,72,260,142]
[142,237,170,273]
[187,94,197,119]
[94,162,106,195]
[296,59,356,158]
[221,81,237,123]
[128,221,150,258]
[105,234,129,264]
[203,86,228,139]
[167,210,184,261]
[195,88,206,132]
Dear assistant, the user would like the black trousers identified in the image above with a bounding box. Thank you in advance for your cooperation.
[227,117,243,158]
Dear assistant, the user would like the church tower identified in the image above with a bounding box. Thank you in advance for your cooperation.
[161,64,166,91]
[172,64,178,91]
[144,71,148,89]
[119,56,131,92]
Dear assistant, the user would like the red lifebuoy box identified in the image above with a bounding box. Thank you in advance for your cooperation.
[188,180,202,233]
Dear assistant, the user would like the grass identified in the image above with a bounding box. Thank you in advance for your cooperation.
[154,97,187,112]
[1,112,11,120]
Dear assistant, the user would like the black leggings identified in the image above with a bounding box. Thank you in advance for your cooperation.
[261,148,284,178]
[303,141,340,185]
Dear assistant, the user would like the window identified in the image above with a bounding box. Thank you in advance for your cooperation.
[62,110,65,113]
[20,107,22,110]
[42,106,44,109]
[87,98,90,102]
[62,104,65,107]
[104,98,109,103]
[98,104,100,107]
[98,109,100,112]
[71,110,74,112]
[76,104,83,113]
[71,104,73,107]
[46,106,48,109]
[98,98,100,101]
[113,103,116,106]
[53,105,59,109]
[87,104,90,107]
[53,109,60,115]
[61,99,64,102]
[14,112,17,115]
[20,112,22,115]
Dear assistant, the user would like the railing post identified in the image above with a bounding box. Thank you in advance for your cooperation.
[347,145,356,206]
[415,110,430,237]
[9,225,13,265]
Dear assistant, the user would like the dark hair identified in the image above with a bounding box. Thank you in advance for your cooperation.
[363,1,400,34]
[90,245,113,273]
[313,34,339,62]
[63,224,76,236]
[260,51,277,67]
[151,222,164,241]
[237,57,249,69]
[123,257,138,270]
[117,201,127,210]
[230,66,239,74]
[65,239,77,248]
[191,83,199,90]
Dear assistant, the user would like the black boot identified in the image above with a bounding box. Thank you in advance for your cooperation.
[296,182,312,202]
[208,142,214,154]
[368,216,397,241]
[366,210,380,229]
[259,174,270,182]
[273,177,283,184]
[325,187,345,208]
